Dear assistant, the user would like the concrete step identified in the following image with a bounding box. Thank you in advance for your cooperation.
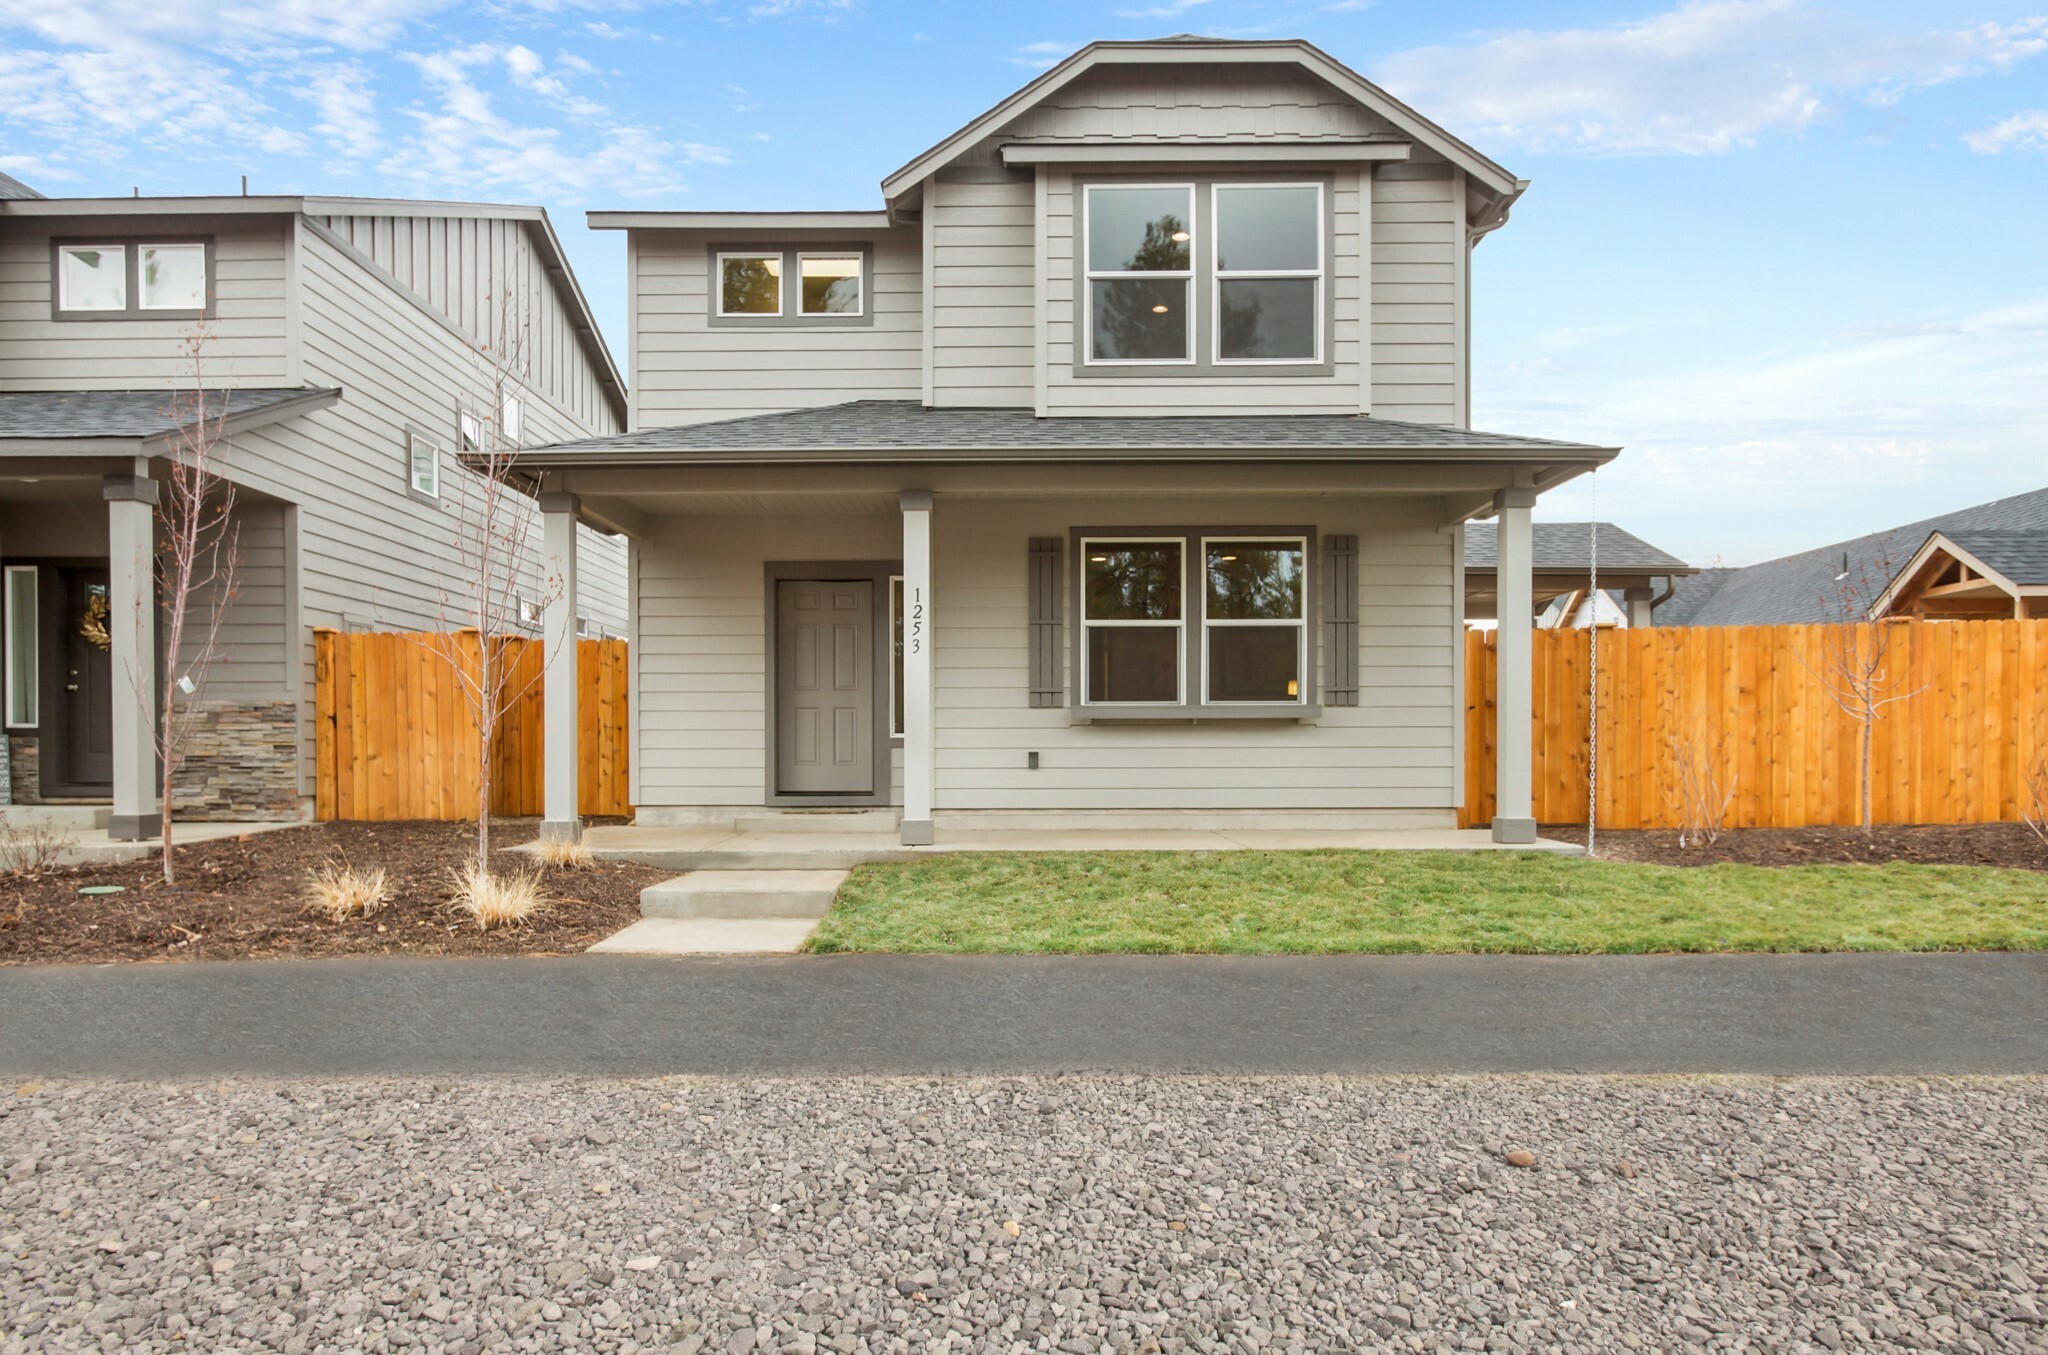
[599,835,916,872]
[641,869,850,920]
[731,809,902,835]
[589,917,817,956]
[0,804,110,832]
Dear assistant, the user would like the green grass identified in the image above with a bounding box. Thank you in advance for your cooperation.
[804,851,2048,955]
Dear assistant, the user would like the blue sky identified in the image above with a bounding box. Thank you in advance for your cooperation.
[2,0,2044,565]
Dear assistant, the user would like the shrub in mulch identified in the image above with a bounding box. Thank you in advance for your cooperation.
[0,819,672,966]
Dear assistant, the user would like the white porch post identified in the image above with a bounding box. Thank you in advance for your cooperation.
[899,490,934,846]
[105,471,161,842]
[1623,586,1655,629]
[539,492,581,842]
[1491,487,1537,844]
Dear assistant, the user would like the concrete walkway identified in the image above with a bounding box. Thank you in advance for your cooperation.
[1,952,2041,1077]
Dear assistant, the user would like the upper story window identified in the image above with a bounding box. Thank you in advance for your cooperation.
[1078,180,1326,375]
[53,239,212,320]
[708,245,873,327]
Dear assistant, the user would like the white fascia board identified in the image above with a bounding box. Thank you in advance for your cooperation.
[1000,140,1412,166]
[1,194,548,221]
[588,211,892,231]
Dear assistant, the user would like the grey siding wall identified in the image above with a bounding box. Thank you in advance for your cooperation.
[0,218,292,390]
[634,510,904,808]
[928,177,1035,409]
[632,228,922,429]
[193,498,292,700]
[312,211,619,436]
[631,495,1456,816]
[1369,164,1460,426]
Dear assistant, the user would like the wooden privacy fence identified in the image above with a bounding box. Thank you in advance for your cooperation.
[1463,619,2048,829]
[315,630,629,821]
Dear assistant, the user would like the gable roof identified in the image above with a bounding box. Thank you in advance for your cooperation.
[1463,521,1695,574]
[0,171,41,201]
[1658,485,2048,625]
[0,194,624,426]
[518,399,1614,465]
[879,38,1523,206]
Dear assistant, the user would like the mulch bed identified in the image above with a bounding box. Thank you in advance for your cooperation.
[1542,821,2048,871]
[0,818,673,966]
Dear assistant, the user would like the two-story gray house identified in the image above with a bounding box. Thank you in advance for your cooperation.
[0,185,628,838]
[518,37,1616,846]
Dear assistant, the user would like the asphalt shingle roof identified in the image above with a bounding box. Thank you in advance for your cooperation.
[1463,521,1694,573]
[0,388,333,441]
[1659,485,2048,625]
[1937,529,2048,586]
[530,399,1615,459]
[0,171,41,201]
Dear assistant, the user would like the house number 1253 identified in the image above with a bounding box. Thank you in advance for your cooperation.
[908,587,925,655]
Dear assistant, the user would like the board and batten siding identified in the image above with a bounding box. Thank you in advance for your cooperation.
[630,496,1456,817]
[1369,163,1460,426]
[0,218,292,391]
[634,510,904,809]
[928,177,1036,409]
[631,228,923,429]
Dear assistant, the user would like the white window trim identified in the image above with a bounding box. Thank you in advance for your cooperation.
[1078,536,1187,706]
[137,242,207,312]
[57,243,127,312]
[1210,183,1325,367]
[715,250,785,318]
[1081,183,1197,368]
[887,574,905,737]
[4,565,37,729]
[797,251,866,318]
[458,410,482,454]
[407,429,443,499]
[500,393,523,447]
[1198,535,1309,705]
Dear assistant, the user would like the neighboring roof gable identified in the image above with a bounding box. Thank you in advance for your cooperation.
[880,38,1522,206]
[0,171,42,201]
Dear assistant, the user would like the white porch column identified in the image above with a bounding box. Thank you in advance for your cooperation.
[899,490,934,846]
[1623,586,1656,629]
[105,471,161,842]
[1492,487,1537,844]
[539,492,581,842]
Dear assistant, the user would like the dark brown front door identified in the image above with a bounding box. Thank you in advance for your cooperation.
[53,567,114,792]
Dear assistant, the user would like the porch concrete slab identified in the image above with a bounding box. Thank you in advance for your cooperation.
[640,869,848,919]
[44,819,310,867]
[586,917,817,956]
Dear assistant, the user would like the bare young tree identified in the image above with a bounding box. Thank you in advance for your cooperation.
[2022,749,2048,853]
[1807,544,1923,837]
[1667,724,1737,848]
[151,327,242,885]
[426,291,563,879]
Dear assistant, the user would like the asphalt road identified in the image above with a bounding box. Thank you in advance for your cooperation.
[3,951,2043,1077]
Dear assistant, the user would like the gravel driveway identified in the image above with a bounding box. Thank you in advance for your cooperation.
[3,1076,2044,1354]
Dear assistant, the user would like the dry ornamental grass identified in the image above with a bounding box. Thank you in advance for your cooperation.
[530,836,596,869]
[300,862,392,921]
[451,862,551,930]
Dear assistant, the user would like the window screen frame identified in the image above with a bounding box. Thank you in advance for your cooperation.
[1071,174,1334,380]
[1198,534,1311,706]
[1210,182,1325,367]
[704,242,876,329]
[1068,525,1319,716]
[51,236,215,321]
[1076,535,1189,707]
[1080,182,1197,369]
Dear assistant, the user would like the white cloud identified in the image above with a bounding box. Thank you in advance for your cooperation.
[1009,40,1077,71]
[295,61,383,160]
[1117,0,1210,19]
[1965,108,2048,154]
[1374,0,2048,156]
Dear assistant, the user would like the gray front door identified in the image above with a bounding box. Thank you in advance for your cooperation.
[775,579,874,795]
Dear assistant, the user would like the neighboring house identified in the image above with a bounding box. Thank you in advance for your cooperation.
[1660,485,2048,626]
[1462,521,1694,627]
[0,173,41,203]
[0,193,628,837]
[1872,530,2048,620]
[514,36,1617,847]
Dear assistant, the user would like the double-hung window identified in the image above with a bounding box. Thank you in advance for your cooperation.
[1202,538,1307,702]
[1080,539,1185,704]
[1083,185,1195,363]
[1213,184,1322,363]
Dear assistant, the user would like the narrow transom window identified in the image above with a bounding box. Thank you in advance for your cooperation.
[1213,184,1322,363]
[139,243,206,311]
[800,254,862,315]
[889,574,905,737]
[1084,185,1194,363]
[408,430,442,499]
[1202,538,1306,703]
[1080,540,1184,703]
[4,565,37,728]
[719,253,782,316]
[57,245,126,312]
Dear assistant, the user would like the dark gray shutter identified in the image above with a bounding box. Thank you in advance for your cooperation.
[1324,534,1359,706]
[1028,537,1064,707]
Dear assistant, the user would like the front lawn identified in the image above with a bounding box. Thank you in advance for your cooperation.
[805,850,2048,955]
